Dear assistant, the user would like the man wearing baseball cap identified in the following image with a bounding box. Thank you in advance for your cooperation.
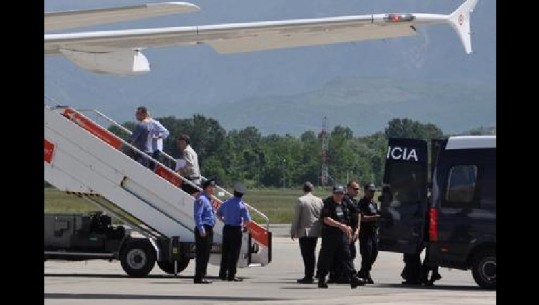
[216,182,252,282]
[316,185,364,289]
[193,178,217,284]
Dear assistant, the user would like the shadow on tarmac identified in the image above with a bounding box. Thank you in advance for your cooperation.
[44,274,484,291]
[44,293,285,301]
[44,273,189,279]
[373,283,484,291]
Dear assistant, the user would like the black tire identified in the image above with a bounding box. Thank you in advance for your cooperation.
[120,239,156,277]
[157,257,190,274]
[471,249,496,289]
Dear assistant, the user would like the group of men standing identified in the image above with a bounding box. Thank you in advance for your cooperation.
[290,180,380,289]
[126,107,382,287]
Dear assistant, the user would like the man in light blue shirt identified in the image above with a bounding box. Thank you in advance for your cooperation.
[193,178,216,284]
[128,106,154,167]
[216,182,251,282]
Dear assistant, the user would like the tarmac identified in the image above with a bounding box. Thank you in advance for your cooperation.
[45,224,496,305]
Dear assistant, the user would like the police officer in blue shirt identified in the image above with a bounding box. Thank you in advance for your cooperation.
[216,182,252,282]
[193,178,217,284]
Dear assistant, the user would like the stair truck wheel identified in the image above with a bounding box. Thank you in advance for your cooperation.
[120,239,156,277]
[471,248,496,289]
[157,257,190,274]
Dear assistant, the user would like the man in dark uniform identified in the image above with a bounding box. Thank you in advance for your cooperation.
[401,253,422,285]
[420,230,442,285]
[216,182,252,282]
[330,180,361,283]
[317,185,364,289]
[193,178,217,284]
[357,183,381,284]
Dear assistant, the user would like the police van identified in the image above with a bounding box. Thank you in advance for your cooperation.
[378,136,496,289]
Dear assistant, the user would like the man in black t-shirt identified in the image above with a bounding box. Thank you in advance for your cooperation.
[317,185,364,289]
[329,180,361,283]
[357,183,380,284]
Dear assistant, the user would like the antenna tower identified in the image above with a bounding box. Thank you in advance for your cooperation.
[320,116,329,186]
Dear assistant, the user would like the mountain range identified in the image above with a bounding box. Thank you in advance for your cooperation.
[44,0,496,136]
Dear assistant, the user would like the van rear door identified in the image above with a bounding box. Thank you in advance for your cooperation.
[378,138,428,254]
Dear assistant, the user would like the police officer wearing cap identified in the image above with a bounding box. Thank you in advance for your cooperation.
[330,180,362,283]
[216,182,252,282]
[357,183,381,284]
[317,185,364,289]
[193,178,217,284]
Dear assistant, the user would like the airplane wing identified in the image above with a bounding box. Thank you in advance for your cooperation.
[45,2,200,32]
[45,0,478,76]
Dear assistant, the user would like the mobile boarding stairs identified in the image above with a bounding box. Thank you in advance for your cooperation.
[44,103,272,276]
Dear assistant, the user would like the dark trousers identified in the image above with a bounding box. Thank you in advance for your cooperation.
[148,150,161,171]
[299,236,318,279]
[421,245,440,283]
[358,232,378,277]
[402,253,422,283]
[350,241,357,260]
[219,225,243,279]
[134,152,152,168]
[181,180,199,195]
[194,225,213,280]
[329,241,356,282]
[317,233,355,280]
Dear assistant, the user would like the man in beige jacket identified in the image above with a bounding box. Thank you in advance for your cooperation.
[290,181,324,284]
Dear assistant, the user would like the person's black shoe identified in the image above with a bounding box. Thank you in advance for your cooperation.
[318,279,328,289]
[228,277,243,282]
[365,272,374,284]
[297,277,314,284]
[219,273,227,281]
[194,279,212,284]
[424,273,441,286]
[350,276,365,289]
[401,280,421,285]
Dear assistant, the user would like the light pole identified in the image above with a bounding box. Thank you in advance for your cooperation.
[281,158,286,190]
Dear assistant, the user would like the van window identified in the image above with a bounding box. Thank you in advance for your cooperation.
[480,163,496,209]
[445,165,477,204]
[387,162,426,204]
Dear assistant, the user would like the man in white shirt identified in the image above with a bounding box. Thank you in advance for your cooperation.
[176,134,201,195]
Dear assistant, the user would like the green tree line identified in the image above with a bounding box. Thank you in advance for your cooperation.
[109,116,490,189]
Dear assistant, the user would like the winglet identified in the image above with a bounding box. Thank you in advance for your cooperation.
[448,0,479,54]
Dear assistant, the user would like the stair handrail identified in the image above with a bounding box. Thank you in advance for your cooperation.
[66,107,270,229]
